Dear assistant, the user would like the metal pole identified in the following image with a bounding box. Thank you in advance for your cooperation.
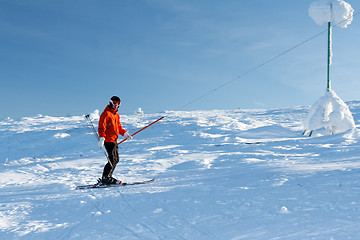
[117,116,164,145]
[85,114,113,168]
[327,21,332,91]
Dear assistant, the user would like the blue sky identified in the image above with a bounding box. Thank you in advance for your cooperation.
[1,0,359,118]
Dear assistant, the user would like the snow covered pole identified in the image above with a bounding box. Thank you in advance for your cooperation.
[304,0,355,136]
[117,116,164,146]
[327,21,332,91]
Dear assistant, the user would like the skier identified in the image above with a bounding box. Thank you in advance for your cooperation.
[98,96,132,184]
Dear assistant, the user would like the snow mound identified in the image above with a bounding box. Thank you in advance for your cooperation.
[303,90,355,135]
[54,133,70,139]
[88,109,99,120]
[135,108,144,114]
[309,0,354,28]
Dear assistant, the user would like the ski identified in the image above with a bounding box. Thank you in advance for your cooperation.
[245,141,263,144]
[76,178,155,190]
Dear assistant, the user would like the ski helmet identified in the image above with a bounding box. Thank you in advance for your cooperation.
[109,96,121,109]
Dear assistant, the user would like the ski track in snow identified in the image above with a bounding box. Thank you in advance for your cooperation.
[1,102,360,239]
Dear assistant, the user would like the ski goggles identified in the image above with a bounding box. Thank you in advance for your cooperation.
[111,100,121,108]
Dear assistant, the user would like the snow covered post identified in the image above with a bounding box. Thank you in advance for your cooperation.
[303,0,355,136]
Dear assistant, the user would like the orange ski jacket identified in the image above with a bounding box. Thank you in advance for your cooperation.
[98,105,127,143]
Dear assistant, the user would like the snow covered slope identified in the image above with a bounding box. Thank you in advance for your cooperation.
[1,102,360,239]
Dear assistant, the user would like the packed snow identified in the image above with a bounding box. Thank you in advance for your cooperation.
[303,90,355,136]
[309,0,354,28]
[1,102,360,239]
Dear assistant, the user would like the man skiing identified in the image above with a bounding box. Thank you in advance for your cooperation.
[98,96,132,184]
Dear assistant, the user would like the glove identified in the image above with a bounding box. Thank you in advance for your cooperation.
[98,137,105,148]
[124,132,132,140]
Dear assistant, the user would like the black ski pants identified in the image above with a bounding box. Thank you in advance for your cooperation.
[102,142,120,178]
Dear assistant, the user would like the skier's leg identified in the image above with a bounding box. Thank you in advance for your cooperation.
[108,144,119,177]
[102,142,117,178]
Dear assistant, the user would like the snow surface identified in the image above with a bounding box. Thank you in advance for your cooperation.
[309,0,354,28]
[1,103,360,239]
[303,90,355,135]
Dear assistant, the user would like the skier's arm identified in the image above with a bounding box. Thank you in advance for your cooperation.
[119,122,127,137]
[98,115,108,139]
[117,115,127,137]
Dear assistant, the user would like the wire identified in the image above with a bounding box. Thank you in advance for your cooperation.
[175,11,360,112]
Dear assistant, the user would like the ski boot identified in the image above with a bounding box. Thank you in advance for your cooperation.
[101,176,122,185]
